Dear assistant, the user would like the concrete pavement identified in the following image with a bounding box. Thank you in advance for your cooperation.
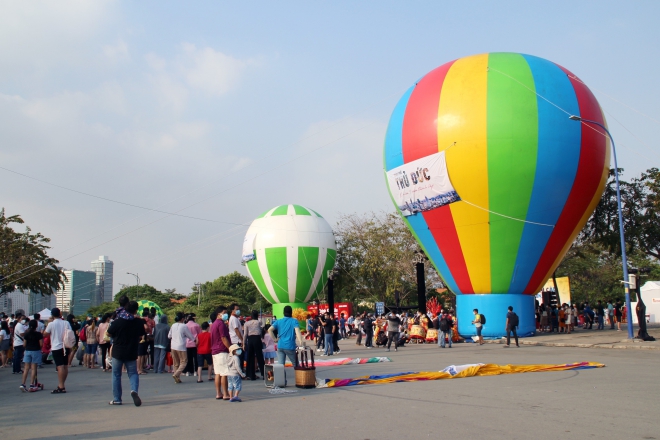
[484,323,660,350]
[1,337,658,440]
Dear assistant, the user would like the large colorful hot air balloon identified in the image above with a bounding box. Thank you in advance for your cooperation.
[384,52,610,337]
[242,205,337,319]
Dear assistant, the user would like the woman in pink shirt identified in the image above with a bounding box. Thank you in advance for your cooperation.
[184,314,202,377]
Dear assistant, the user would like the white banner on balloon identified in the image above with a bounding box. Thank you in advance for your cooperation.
[386,151,460,216]
[242,233,257,263]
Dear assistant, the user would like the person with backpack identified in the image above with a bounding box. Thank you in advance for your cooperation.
[472,309,484,345]
[45,308,74,394]
[438,311,453,348]
[505,306,520,348]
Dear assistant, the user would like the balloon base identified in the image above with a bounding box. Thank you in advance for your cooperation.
[271,303,307,330]
[456,294,535,338]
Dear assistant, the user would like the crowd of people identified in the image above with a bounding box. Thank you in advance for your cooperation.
[536,300,626,333]
[0,296,630,405]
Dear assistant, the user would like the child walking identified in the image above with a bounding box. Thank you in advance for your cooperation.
[227,344,246,402]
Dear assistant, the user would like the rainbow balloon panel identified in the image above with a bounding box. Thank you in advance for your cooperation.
[384,52,610,297]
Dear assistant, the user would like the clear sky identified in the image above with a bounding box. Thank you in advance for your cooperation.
[1,1,658,295]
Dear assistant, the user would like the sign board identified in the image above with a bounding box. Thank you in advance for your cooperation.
[375,302,385,315]
[386,151,460,216]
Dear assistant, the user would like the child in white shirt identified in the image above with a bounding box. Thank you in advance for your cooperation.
[227,344,246,402]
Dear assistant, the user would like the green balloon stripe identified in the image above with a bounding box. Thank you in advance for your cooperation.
[487,53,539,291]
[265,247,289,302]
[246,259,276,304]
[296,246,319,301]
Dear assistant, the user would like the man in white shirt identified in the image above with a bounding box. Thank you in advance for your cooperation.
[167,312,194,383]
[228,304,244,373]
[12,312,27,374]
[44,308,73,393]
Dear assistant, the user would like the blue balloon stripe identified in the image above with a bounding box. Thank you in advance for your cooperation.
[384,85,415,171]
[509,55,582,293]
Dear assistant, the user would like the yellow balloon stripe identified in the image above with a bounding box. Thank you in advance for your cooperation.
[439,53,491,293]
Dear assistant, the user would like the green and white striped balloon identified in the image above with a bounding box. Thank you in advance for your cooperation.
[243,204,337,304]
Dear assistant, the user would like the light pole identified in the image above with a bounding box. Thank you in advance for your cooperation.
[127,272,140,299]
[569,115,634,339]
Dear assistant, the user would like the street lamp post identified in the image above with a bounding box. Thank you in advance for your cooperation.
[127,272,140,299]
[569,115,634,339]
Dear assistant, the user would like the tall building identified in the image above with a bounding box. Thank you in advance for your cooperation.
[0,290,30,315]
[91,255,114,304]
[56,270,96,316]
[29,291,56,315]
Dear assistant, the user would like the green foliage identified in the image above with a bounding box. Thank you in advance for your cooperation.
[195,271,264,312]
[116,284,176,309]
[82,301,117,319]
[559,167,660,304]
[583,168,660,259]
[333,212,442,306]
[0,209,66,297]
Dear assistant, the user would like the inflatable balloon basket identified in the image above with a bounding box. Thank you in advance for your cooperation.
[294,346,316,389]
[456,294,536,338]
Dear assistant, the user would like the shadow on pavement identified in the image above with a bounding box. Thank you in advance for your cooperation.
[24,426,176,440]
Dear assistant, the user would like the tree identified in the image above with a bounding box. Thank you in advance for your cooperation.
[0,209,66,297]
[333,211,442,306]
[583,168,660,259]
[558,167,660,304]
[115,284,179,310]
[195,271,263,312]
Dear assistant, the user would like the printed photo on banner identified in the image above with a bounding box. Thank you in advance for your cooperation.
[386,151,460,216]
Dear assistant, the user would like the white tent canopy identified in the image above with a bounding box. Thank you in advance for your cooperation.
[632,281,660,324]
[36,308,51,320]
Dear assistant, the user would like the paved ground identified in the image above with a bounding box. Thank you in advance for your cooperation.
[485,323,660,350]
[1,338,658,440]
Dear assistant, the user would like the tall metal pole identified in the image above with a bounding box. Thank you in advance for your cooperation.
[127,272,140,299]
[569,115,633,339]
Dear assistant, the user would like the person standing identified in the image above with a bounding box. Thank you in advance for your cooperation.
[45,308,73,394]
[439,311,453,348]
[614,301,623,331]
[107,300,145,406]
[21,320,43,392]
[386,312,400,352]
[211,307,231,400]
[84,317,98,369]
[596,300,605,330]
[184,314,201,377]
[262,325,276,364]
[66,315,80,367]
[339,314,347,339]
[364,313,374,349]
[168,312,195,383]
[354,314,363,346]
[0,320,11,368]
[153,315,170,374]
[269,305,304,366]
[472,309,484,345]
[12,313,27,375]
[607,300,615,329]
[96,314,112,372]
[243,310,264,380]
[227,304,244,371]
[227,344,246,402]
[504,306,520,348]
[320,312,335,356]
[195,321,213,382]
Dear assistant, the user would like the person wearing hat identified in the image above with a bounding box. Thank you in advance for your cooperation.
[227,344,246,402]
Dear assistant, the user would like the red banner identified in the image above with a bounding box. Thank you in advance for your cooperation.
[307,303,353,318]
